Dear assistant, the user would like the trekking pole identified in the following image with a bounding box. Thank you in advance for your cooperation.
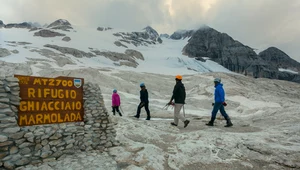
[120,106,125,115]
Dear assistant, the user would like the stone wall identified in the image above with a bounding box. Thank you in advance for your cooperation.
[0,76,118,169]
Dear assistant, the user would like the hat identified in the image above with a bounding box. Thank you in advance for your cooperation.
[214,78,221,83]
[113,89,117,93]
[175,75,182,80]
[140,83,145,87]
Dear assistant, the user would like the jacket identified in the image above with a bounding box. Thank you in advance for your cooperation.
[171,81,186,104]
[140,89,149,103]
[112,93,121,106]
[214,83,225,103]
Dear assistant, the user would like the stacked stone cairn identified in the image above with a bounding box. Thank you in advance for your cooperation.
[0,76,119,169]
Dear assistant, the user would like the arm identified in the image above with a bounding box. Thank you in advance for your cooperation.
[170,85,178,103]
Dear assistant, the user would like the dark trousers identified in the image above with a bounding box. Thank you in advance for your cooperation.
[136,102,150,118]
[210,102,229,122]
[112,106,122,116]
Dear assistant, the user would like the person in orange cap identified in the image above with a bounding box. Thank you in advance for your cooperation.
[168,75,190,128]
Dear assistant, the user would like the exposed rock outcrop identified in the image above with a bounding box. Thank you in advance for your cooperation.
[62,36,71,42]
[259,47,300,72]
[170,30,195,40]
[30,48,75,67]
[29,27,42,32]
[0,20,4,28]
[4,22,32,29]
[45,44,95,58]
[0,48,11,57]
[47,19,71,28]
[113,26,162,47]
[114,41,128,48]
[97,27,112,31]
[160,34,170,39]
[183,26,300,83]
[91,49,143,68]
[47,19,73,31]
[34,30,66,37]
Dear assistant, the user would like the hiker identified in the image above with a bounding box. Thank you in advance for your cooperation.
[112,89,122,116]
[134,83,151,120]
[168,75,190,128]
[206,78,233,127]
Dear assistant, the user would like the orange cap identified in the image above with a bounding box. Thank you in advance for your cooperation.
[175,75,182,80]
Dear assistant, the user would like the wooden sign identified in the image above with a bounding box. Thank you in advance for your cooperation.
[14,75,84,126]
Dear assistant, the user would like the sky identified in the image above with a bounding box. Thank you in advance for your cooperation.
[0,0,299,61]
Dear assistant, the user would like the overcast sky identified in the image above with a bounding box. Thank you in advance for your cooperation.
[1,0,299,61]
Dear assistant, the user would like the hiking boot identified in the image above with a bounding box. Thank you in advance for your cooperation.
[184,120,190,128]
[118,112,122,116]
[206,121,214,126]
[146,116,151,120]
[170,122,177,126]
[224,119,233,127]
[134,115,139,119]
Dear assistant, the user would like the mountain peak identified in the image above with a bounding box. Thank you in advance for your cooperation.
[47,19,71,28]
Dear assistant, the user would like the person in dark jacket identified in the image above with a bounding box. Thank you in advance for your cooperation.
[206,78,233,127]
[134,83,151,120]
[168,75,190,128]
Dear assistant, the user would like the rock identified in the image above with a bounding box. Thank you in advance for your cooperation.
[43,158,56,162]
[47,19,72,28]
[0,152,8,159]
[105,142,113,148]
[44,44,95,58]
[51,150,63,158]
[34,29,66,37]
[41,139,49,146]
[0,135,8,142]
[20,147,31,155]
[0,141,13,147]
[160,33,170,38]
[49,139,61,146]
[0,48,11,57]
[0,20,4,28]
[4,161,15,170]
[62,36,71,42]
[97,27,112,31]
[29,27,41,32]
[125,49,144,60]
[50,133,62,140]
[114,41,128,48]
[41,151,53,158]
[18,142,34,148]
[170,30,195,40]
[259,47,300,83]
[9,146,18,154]
[66,143,73,149]
[3,127,20,134]
[11,50,19,54]
[66,139,75,144]
[24,132,34,138]
[5,22,32,29]
[35,144,42,151]
[15,157,30,166]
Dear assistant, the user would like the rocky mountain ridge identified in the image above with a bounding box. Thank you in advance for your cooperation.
[182,26,300,83]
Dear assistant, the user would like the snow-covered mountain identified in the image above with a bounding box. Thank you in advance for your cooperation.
[0,19,231,77]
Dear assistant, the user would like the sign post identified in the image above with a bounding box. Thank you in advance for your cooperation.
[14,75,84,126]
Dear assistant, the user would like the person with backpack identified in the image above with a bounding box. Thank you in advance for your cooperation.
[134,83,151,120]
[112,89,122,116]
[206,78,233,127]
[168,75,190,128]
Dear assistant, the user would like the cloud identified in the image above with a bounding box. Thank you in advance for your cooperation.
[0,0,299,61]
